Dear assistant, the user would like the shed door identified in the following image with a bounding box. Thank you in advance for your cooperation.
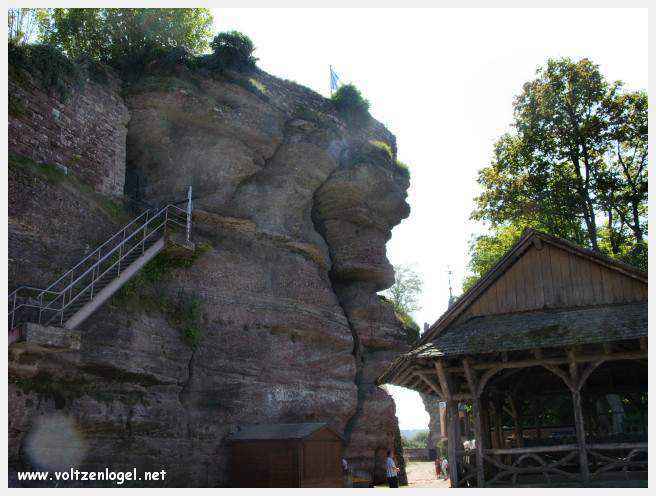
[302,440,341,487]
[269,443,297,487]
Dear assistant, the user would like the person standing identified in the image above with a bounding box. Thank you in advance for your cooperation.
[435,456,442,479]
[386,450,399,488]
[441,457,449,481]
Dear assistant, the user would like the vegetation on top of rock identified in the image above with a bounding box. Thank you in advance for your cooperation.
[208,31,258,72]
[380,264,423,343]
[369,140,393,159]
[394,160,410,176]
[331,83,371,127]
[36,8,213,68]
[9,42,82,100]
[379,295,420,345]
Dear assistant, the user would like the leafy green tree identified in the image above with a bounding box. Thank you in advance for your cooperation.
[37,8,213,66]
[462,224,525,292]
[468,57,648,287]
[8,8,47,45]
[401,431,429,448]
[382,264,423,343]
[384,264,423,316]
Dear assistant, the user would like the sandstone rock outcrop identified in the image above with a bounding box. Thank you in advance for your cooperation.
[8,62,411,486]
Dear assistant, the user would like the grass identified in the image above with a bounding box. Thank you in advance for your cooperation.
[369,140,393,160]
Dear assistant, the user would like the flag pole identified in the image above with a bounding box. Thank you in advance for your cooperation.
[329,65,333,96]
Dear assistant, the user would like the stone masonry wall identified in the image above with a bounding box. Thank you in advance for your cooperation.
[8,66,129,196]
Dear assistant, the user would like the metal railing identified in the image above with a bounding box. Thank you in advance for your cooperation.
[8,201,191,331]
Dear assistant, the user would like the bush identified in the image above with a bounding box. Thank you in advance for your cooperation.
[209,31,257,72]
[331,83,370,127]
[9,42,82,100]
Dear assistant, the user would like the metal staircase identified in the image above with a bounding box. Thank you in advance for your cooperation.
[8,191,194,338]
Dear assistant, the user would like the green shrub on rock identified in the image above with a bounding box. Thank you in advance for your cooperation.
[9,42,82,100]
[209,31,258,72]
[331,83,371,127]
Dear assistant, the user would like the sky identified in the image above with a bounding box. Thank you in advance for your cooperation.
[214,8,648,429]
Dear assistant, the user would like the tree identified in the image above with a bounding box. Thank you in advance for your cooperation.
[381,264,423,344]
[37,8,214,66]
[8,8,47,45]
[384,264,423,316]
[468,57,648,287]
[462,224,525,292]
[401,430,429,449]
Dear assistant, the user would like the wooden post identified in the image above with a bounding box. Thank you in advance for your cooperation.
[463,358,485,487]
[507,394,524,448]
[446,400,461,488]
[571,389,589,483]
[568,350,590,483]
[436,360,460,488]
[494,397,505,449]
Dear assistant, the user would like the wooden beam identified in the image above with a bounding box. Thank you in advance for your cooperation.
[542,364,575,391]
[578,360,605,390]
[435,361,452,401]
[434,349,647,373]
[476,366,503,397]
[415,372,443,397]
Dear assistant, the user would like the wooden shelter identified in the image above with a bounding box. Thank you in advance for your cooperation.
[379,230,648,487]
[228,422,344,488]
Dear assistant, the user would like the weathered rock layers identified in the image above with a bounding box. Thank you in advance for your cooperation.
[8,63,410,486]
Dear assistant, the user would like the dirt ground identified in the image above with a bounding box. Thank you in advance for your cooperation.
[375,461,450,488]
[405,461,451,488]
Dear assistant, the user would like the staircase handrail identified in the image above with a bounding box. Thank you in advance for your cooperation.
[8,202,191,329]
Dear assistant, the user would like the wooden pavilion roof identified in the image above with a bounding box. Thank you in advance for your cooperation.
[378,230,648,388]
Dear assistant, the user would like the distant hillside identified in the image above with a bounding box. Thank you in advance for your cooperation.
[401,429,428,439]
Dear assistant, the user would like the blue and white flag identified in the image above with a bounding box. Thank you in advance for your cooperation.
[330,65,341,93]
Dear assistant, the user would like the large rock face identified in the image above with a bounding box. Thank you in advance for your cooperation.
[8,64,410,486]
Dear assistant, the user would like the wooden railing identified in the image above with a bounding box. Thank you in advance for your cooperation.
[587,443,647,481]
[457,442,649,487]
[455,449,477,487]
[482,444,580,486]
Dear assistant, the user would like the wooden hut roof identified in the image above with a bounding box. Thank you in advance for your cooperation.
[419,229,646,346]
[227,422,343,442]
[406,302,645,359]
[378,230,648,386]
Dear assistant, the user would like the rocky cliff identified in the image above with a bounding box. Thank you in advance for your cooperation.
[8,58,411,486]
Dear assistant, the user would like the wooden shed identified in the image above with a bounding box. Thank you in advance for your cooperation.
[228,422,344,488]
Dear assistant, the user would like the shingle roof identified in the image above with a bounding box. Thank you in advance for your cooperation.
[413,302,646,359]
[378,302,647,385]
[227,422,341,442]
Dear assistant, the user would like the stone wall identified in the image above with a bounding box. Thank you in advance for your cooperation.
[8,65,129,196]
